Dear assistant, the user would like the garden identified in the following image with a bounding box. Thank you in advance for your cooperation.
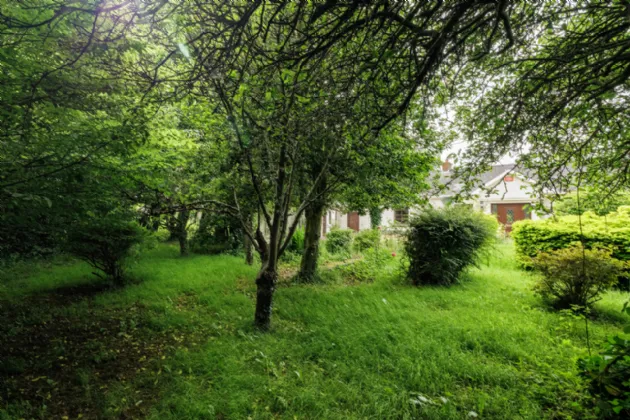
[2,1,630,419]
[1,207,629,419]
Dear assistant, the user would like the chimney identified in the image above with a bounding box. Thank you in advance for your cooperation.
[441,160,452,172]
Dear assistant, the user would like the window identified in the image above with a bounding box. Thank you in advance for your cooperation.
[394,209,409,224]
[491,204,498,214]
[524,205,532,220]
[506,209,515,223]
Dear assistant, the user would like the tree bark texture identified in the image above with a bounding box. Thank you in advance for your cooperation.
[254,264,278,330]
[298,201,325,282]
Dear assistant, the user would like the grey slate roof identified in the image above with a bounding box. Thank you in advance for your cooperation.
[435,164,519,197]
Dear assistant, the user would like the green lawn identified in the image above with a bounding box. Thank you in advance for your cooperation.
[1,242,628,419]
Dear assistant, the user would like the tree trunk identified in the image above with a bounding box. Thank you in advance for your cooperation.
[178,209,190,256]
[244,214,254,265]
[298,202,325,282]
[254,263,278,330]
[244,236,254,265]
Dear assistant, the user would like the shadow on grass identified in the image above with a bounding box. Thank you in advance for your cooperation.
[0,276,196,419]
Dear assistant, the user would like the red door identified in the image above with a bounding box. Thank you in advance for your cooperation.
[495,203,529,234]
[347,212,360,231]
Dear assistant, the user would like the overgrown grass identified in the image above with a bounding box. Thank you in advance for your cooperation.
[1,242,628,419]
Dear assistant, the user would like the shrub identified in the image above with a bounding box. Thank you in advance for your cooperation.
[190,212,242,255]
[325,228,353,256]
[531,245,625,310]
[66,217,147,286]
[512,207,630,268]
[155,227,171,242]
[578,303,630,418]
[404,207,498,286]
[353,229,381,252]
[286,227,305,254]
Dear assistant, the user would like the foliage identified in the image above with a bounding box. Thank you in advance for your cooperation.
[0,1,151,260]
[579,331,630,418]
[579,301,630,418]
[443,2,630,205]
[404,208,498,286]
[512,207,630,268]
[353,229,381,253]
[287,228,306,254]
[555,190,630,217]
[369,207,383,229]
[334,248,393,284]
[531,245,625,310]
[190,212,242,255]
[65,216,148,286]
[155,228,172,242]
[324,228,354,256]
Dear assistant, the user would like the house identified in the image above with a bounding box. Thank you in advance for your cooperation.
[324,162,548,235]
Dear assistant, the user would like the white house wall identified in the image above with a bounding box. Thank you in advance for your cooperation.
[475,174,547,220]
[479,175,534,201]
[328,173,549,233]
[381,209,395,227]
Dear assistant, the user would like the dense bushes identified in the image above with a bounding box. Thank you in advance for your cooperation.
[286,227,305,254]
[555,189,630,216]
[66,217,148,286]
[353,228,380,252]
[512,207,630,267]
[325,228,353,256]
[190,212,242,255]
[531,245,625,309]
[404,207,497,286]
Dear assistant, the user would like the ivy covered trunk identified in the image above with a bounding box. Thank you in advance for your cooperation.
[298,202,325,282]
[177,209,190,256]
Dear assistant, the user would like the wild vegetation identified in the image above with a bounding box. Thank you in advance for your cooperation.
[1,241,628,419]
[2,1,630,418]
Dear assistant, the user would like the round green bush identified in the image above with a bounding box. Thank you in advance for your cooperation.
[531,245,625,309]
[404,207,498,286]
[66,216,148,286]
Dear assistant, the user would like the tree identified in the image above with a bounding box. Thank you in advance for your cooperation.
[141,0,524,329]
[448,1,630,199]
[297,121,438,283]
[0,0,153,258]
[1,1,525,329]
[554,189,630,217]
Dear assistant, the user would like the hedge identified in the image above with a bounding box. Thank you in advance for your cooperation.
[512,206,630,267]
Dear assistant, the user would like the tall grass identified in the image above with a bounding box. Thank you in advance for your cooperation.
[1,242,628,419]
